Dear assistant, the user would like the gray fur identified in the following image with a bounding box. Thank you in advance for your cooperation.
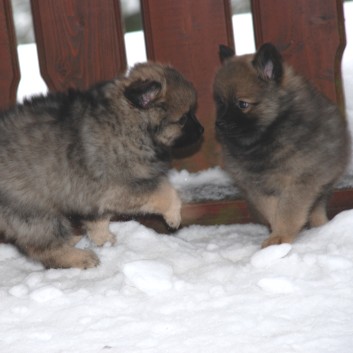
[214,43,350,247]
[0,62,202,268]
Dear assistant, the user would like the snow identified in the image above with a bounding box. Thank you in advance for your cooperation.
[250,243,292,268]
[2,214,353,352]
[1,3,353,353]
[257,277,297,294]
[169,167,239,202]
[122,260,174,295]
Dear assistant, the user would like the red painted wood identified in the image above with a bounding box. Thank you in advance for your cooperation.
[141,0,234,171]
[30,0,127,91]
[180,188,353,227]
[251,0,346,109]
[110,188,353,234]
[0,0,351,239]
[0,0,20,109]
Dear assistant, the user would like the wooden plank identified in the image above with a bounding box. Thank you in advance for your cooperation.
[133,188,353,234]
[30,0,127,91]
[0,0,20,109]
[251,0,346,110]
[2,187,353,241]
[181,188,353,227]
[141,0,234,171]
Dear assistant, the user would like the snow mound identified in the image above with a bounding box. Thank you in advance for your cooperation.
[123,260,174,295]
[29,285,64,303]
[250,243,292,268]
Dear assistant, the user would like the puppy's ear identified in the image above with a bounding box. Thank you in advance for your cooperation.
[219,44,235,63]
[124,80,162,109]
[252,43,283,83]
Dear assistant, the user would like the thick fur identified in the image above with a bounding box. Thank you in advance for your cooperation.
[214,43,350,247]
[0,62,203,268]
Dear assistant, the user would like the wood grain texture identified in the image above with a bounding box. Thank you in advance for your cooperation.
[180,189,353,227]
[141,0,234,171]
[1,2,350,234]
[251,0,346,110]
[0,0,20,109]
[30,0,127,91]
[110,188,353,234]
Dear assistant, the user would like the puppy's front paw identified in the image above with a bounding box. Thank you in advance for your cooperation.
[164,193,182,229]
[164,209,181,229]
[140,180,182,229]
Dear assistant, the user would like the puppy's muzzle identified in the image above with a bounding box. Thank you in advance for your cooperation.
[173,113,204,148]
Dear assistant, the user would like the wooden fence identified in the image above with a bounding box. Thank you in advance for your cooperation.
[0,0,352,227]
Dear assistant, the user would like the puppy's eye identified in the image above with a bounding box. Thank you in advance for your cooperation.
[237,100,249,110]
[178,114,188,126]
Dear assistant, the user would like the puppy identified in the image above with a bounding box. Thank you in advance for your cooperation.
[214,43,350,247]
[0,62,203,268]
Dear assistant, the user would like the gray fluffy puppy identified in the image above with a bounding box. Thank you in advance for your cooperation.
[0,62,203,268]
[214,43,350,247]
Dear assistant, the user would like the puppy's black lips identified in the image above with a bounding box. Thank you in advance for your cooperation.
[171,136,204,159]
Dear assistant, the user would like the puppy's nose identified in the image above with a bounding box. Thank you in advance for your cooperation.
[192,114,204,134]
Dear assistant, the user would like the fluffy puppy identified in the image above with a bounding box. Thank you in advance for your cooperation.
[214,43,350,247]
[0,62,203,268]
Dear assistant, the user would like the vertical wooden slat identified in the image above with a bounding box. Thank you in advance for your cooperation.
[0,0,20,109]
[251,0,346,110]
[141,0,234,171]
[30,0,127,92]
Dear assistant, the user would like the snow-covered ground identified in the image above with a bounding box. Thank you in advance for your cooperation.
[1,4,353,353]
[2,215,353,353]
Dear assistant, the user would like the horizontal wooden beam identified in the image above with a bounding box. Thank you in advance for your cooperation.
[116,188,353,234]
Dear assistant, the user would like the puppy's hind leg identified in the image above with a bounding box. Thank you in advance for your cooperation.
[261,187,315,248]
[10,212,100,269]
[308,191,330,228]
[27,243,100,269]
